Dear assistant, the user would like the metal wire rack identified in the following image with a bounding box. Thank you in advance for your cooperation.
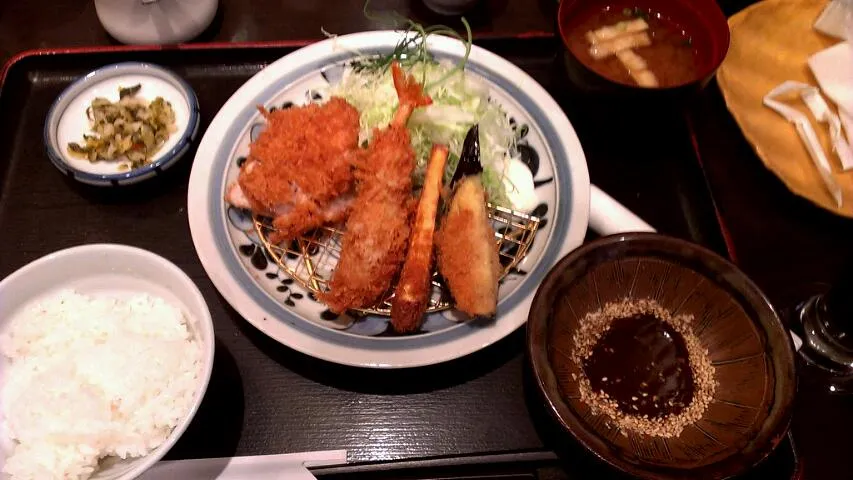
[254,203,540,316]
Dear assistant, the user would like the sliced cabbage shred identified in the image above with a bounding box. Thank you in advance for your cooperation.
[330,60,519,207]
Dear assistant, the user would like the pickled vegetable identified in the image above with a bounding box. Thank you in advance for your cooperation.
[66,84,177,169]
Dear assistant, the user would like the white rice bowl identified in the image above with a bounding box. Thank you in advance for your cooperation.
[0,245,215,480]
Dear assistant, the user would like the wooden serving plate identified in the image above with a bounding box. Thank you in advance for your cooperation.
[717,0,853,216]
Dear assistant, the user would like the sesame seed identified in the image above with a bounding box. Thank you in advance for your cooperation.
[570,298,717,438]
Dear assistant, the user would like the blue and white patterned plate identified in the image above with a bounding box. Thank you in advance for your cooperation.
[188,32,590,368]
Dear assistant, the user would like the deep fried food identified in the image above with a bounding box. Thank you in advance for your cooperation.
[320,127,415,312]
[436,125,501,318]
[321,62,432,313]
[391,144,448,333]
[436,176,501,318]
[225,97,360,243]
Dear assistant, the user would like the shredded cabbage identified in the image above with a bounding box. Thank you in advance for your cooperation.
[330,60,519,207]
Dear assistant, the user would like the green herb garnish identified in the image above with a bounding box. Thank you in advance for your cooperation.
[346,0,472,89]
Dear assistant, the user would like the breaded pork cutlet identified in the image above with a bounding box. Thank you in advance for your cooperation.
[225,97,360,243]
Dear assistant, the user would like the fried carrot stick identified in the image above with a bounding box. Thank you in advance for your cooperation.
[390,144,449,333]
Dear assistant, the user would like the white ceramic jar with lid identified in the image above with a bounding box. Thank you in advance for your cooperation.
[95,0,218,45]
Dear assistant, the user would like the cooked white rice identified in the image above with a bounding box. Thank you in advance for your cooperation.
[0,290,202,480]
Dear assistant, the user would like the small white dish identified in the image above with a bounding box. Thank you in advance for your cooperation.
[44,62,200,187]
[0,244,215,480]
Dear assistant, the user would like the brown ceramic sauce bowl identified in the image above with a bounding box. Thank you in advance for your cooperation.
[527,233,796,479]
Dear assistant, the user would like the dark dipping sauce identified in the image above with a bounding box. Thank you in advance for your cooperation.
[583,313,694,417]
[565,5,700,88]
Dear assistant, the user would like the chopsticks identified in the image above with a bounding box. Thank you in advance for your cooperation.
[136,449,347,479]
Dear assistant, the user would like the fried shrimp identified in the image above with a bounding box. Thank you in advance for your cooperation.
[321,62,432,313]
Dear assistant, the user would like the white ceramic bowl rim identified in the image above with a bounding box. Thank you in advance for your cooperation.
[0,243,215,480]
[43,62,200,186]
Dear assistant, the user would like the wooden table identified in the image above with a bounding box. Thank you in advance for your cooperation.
[1,0,851,478]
